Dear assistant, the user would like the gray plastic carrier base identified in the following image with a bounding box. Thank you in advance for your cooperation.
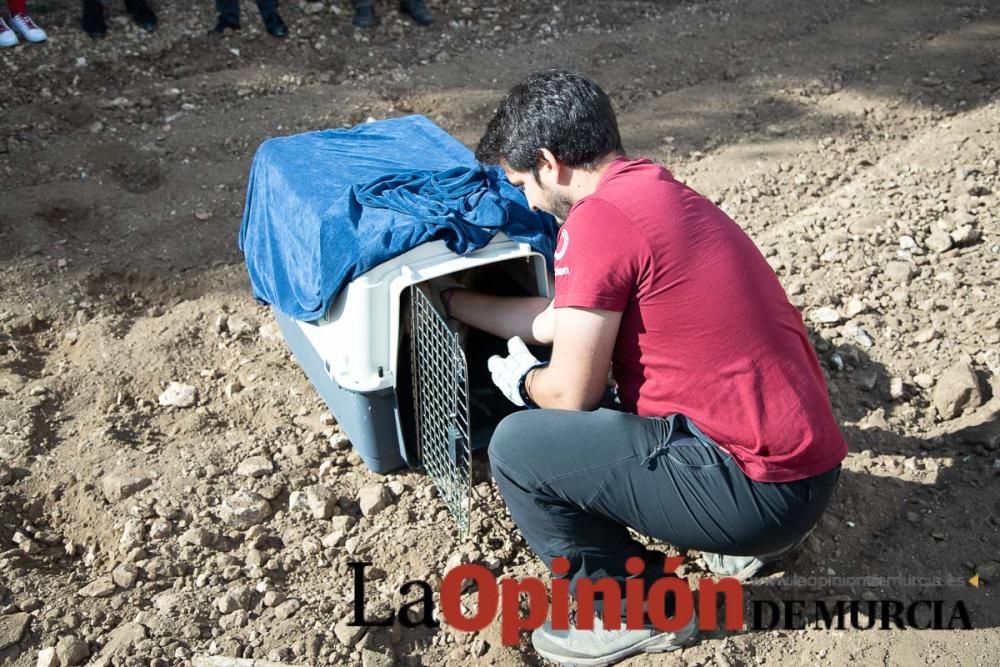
[274,309,408,473]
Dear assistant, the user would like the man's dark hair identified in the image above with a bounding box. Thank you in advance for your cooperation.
[475,70,623,173]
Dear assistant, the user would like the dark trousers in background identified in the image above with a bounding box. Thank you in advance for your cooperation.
[488,409,841,618]
[216,0,278,24]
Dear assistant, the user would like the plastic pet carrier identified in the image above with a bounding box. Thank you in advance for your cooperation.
[275,234,551,533]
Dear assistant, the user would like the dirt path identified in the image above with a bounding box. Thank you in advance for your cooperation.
[1,0,998,665]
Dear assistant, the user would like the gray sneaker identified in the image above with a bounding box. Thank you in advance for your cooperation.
[701,552,769,581]
[531,612,698,666]
[702,530,813,581]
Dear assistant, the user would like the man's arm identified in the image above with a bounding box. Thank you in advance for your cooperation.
[524,306,622,411]
[447,291,555,345]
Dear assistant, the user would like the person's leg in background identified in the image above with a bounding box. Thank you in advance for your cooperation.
[6,0,45,42]
[81,0,106,37]
[211,0,240,33]
[352,0,433,28]
[352,0,376,28]
[0,0,19,46]
[255,0,287,37]
[123,0,157,32]
[399,0,433,25]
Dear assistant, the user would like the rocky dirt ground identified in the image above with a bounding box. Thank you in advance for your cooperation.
[1,0,999,665]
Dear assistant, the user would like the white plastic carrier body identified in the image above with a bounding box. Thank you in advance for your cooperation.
[289,233,550,394]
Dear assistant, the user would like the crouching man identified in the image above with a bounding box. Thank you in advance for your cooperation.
[442,70,847,665]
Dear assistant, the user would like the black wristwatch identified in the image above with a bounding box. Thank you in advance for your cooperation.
[517,362,549,409]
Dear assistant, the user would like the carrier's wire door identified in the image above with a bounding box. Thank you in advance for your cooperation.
[410,285,473,535]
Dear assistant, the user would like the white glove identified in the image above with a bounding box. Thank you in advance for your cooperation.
[487,336,542,407]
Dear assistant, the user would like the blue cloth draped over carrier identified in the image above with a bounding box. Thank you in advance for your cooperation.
[239,115,558,321]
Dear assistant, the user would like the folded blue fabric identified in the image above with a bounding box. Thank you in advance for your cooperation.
[239,115,557,321]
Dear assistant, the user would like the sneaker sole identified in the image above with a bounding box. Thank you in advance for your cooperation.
[727,557,768,582]
[534,618,698,667]
[706,528,816,582]
[702,553,767,581]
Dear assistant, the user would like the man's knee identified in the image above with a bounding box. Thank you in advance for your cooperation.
[488,410,537,474]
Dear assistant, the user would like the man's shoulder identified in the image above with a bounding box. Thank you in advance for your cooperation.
[563,197,644,245]
[592,158,724,231]
[602,157,675,189]
[589,159,681,209]
[567,195,631,222]
[563,157,688,240]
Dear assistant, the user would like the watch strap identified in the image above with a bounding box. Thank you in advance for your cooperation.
[517,361,549,409]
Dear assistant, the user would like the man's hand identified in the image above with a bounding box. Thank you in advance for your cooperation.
[425,275,466,318]
[487,336,542,407]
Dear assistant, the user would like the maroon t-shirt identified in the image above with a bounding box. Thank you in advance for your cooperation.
[553,158,847,483]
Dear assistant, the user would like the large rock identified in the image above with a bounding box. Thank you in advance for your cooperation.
[808,307,841,324]
[152,591,186,616]
[323,515,357,547]
[89,622,147,667]
[179,527,216,547]
[219,490,271,529]
[273,599,301,620]
[101,472,152,503]
[118,519,145,553]
[78,576,116,598]
[330,515,357,533]
[226,316,257,338]
[925,230,953,253]
[302,485,336,520]
[236,456,273,478]
[361,649,395,667]
[192,658,303,667]
[933,360,984,420]
[55,635,90,666]
[0,612,31,650]
[112,563,139,589]
[951,224,979,246]
[148,518,172,540]
[218,610,249,631]
[358,484,393,518]
[14,532,43,555]
[883,261,916,282]
[333,618,366,647]
[158,382,198,408]
[36,647,58,667]
[215,586,253,614]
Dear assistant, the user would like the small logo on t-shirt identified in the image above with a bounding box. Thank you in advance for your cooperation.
[554,229,570,261]
[554,266,570,277]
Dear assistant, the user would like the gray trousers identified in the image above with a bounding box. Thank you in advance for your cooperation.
[489,409,841,615]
